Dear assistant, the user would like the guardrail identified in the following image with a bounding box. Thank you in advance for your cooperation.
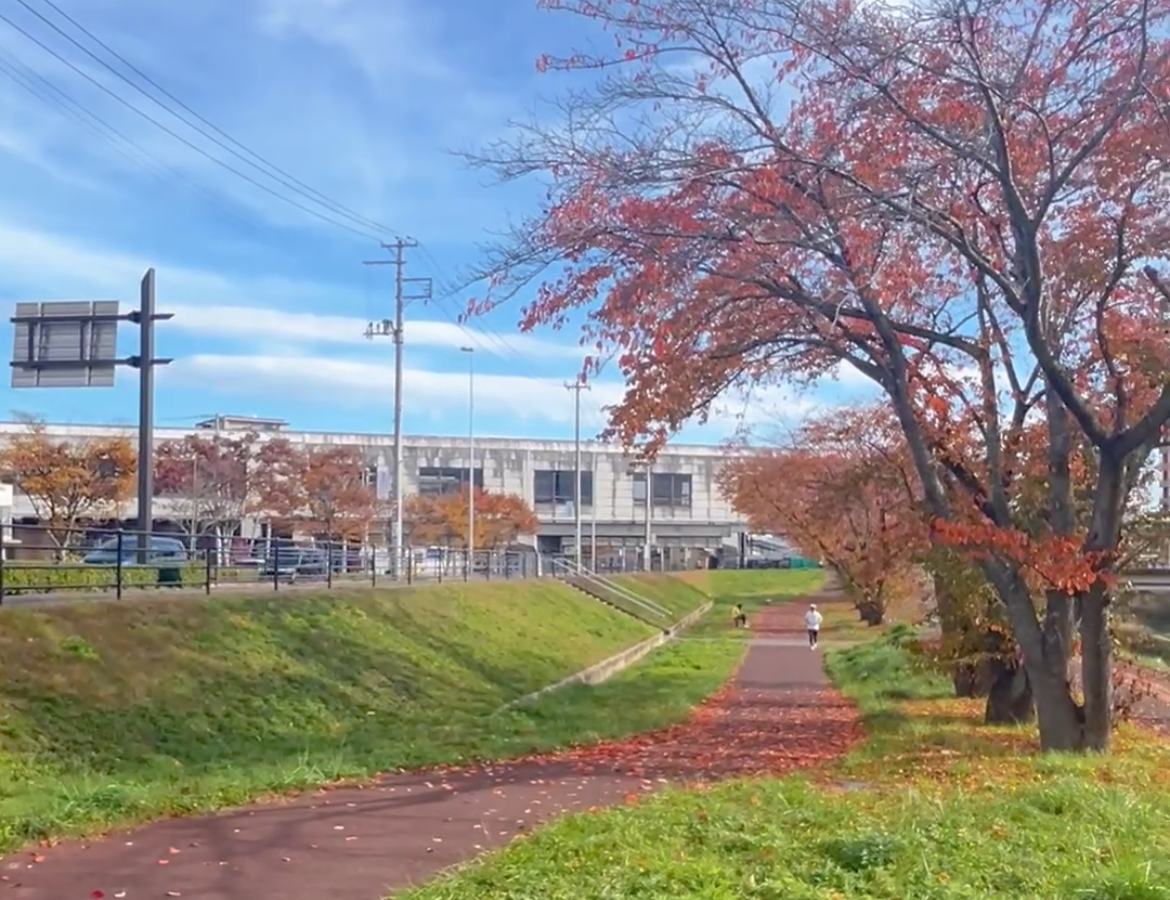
[1121,570,1170,591]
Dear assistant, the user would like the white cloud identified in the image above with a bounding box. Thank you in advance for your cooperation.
[170,352,831,436]
[0,0,518,244]
[174,353,625,428]
[0,221,316,303]
[166,303,586,359]
[255,0,452,83]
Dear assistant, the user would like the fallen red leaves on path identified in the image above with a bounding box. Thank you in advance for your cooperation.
[433,601,864,784]
[9,599,864,900]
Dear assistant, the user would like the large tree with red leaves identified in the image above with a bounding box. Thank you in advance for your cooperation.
[470,0,1170,750]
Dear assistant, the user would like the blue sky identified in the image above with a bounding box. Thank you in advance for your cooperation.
[0,0,864,443]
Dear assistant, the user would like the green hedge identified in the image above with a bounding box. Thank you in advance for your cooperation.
[0,562,207,594]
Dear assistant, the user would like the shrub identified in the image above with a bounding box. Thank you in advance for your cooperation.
[0,562,207,594]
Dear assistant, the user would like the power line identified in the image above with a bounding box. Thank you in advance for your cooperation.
[0,44,271,229]
[0,46,160,175]
[414,242,539,364]
[13,0,587,396]
[0,8,384,240]
[16,0,401,238]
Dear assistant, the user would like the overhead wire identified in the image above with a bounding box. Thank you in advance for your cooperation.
[413,241,537,365]
[15,0,401,238]
[0,44,166,178]
[0,44,285,232]
[0,5,387,240]
[4,0,584,395]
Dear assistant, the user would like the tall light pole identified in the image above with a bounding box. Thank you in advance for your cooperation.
[564,379,590,568]
[460,346,475,570]
[590,451,598,569]
[644,462,653,571]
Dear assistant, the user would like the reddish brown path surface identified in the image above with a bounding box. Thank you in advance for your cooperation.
[2,602,862,900]
[1119,663,1170,734]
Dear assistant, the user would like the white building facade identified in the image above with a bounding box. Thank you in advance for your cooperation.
[0,417,747,558]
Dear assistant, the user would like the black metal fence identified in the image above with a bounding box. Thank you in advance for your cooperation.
[0,523,548,603]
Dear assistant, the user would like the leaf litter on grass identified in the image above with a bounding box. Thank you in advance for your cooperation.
[404,607,1170,900]
[424,603,864,787]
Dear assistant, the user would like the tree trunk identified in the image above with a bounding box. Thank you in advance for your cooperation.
[984,660,1034,724]
[1079,585,1112,751]
[988,563,1087,750]
[953,658,995,697]
[856,599,884,626]
[1015,646,1088,749]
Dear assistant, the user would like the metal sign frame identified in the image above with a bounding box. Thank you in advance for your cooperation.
[10,301,122,388]
[7,269,173,561]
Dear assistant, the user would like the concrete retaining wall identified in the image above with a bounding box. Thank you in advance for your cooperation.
[499,601,713,710]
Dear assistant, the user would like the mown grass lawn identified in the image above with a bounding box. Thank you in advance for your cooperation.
[676,569,826,639]
[0,580,744,852]
[611,572,714,619]
[403,625,1170,900]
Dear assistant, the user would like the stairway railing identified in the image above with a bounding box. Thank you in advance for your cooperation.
[550,557,671,623]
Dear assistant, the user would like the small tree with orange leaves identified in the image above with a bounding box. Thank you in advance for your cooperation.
[253,439,379,541]
[404,489,538,549]
[0,416,136,552]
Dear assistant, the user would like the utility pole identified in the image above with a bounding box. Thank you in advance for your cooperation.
[564,379,590,569]
[130,269,173,564]
[364,238,430,580]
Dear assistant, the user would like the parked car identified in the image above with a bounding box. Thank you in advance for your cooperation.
[81,535,189,566]
[260,542,329,580]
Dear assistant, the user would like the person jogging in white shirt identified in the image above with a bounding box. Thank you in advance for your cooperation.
[805,603,823,649]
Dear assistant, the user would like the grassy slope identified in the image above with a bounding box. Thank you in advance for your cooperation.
[674,568,826,638]
[610,573,714,619]
[405,626,1170,900]
[0,581,655,848]
[0,573,764,850]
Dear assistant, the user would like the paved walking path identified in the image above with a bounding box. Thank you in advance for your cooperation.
[2,599,862,900]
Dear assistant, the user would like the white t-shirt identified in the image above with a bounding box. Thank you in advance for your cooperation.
[805,609,823,630]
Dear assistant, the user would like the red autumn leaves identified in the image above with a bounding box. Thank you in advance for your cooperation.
[721,407,927,624]
[476,0,1170,749]
[469,604,862,782]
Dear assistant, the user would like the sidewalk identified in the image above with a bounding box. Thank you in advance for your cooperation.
[2,602,863,900]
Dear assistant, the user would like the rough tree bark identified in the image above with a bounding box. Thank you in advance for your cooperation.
[985,661,1035,725]
[856,598,884,626]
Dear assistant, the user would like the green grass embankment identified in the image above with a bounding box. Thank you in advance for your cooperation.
[0,581,653,847]
[0,574,752,850]
[673,568,827,638]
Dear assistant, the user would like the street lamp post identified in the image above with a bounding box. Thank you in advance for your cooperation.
[460,346,475,575]
[643,462,653,571]
[628,460,653,572]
